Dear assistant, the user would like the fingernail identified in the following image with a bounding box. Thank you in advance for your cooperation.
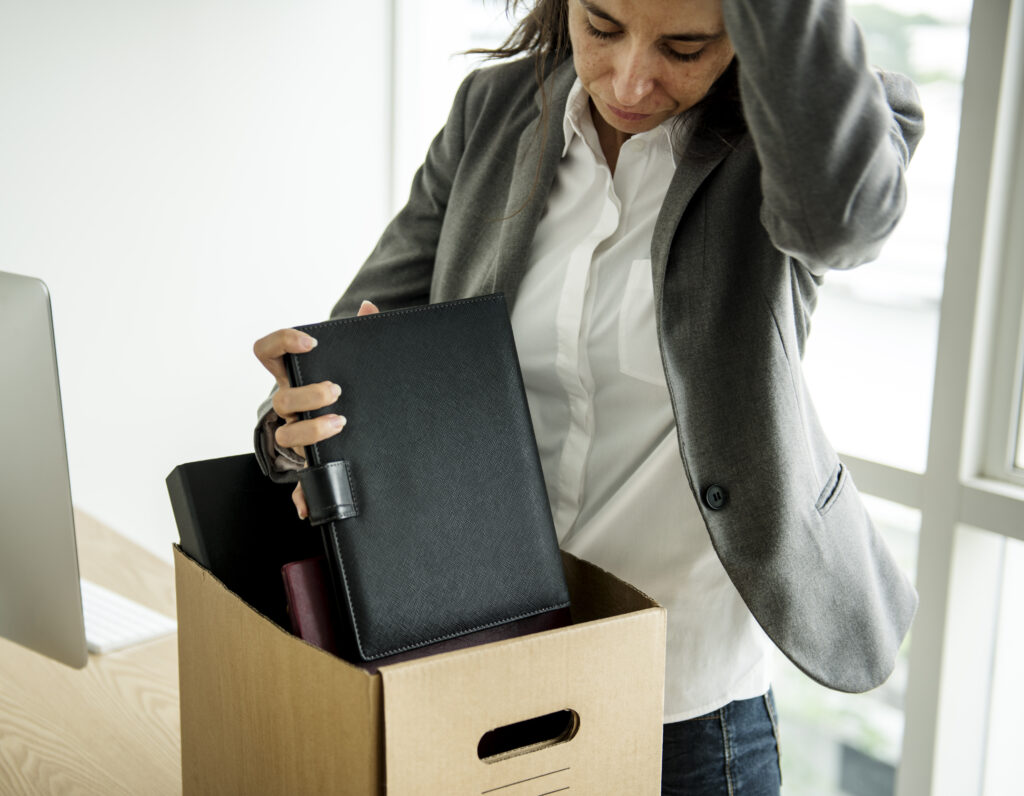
[297,506,307,520]
[330,382,342,398]
[303,335,318,350]
[359,300,373,311]
[330,415,347,430]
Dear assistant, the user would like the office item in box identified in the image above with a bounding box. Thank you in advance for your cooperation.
[282,555,570,671]
[167,453,320,630]
[277,294,571,664]
[175,544,667,795]
[281,556,340,655]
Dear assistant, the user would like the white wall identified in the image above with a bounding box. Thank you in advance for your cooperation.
[390,1,513,212]
[0,0,391,561]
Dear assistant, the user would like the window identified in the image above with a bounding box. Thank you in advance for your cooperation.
[983,535,1024,795]
[773,497,919,796]
[777,3,972,792]
[1016,384,1024,469]
[390,0,512,214]
[802,2,971,474]
[981,20,1024,486]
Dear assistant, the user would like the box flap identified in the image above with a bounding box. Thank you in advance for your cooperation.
[175,546,384,795]
[560,551,660,620]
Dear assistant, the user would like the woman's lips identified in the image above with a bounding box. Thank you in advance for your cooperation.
[606,102,651,122]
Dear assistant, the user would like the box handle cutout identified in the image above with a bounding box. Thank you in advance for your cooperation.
[478,709,580,763]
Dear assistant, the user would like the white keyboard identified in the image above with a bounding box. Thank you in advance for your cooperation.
[80,578,177,654]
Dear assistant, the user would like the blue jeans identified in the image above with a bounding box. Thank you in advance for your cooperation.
[661,690,782,795]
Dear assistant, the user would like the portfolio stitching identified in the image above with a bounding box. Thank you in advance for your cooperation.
[301,294,501,333]
[329,522,365,654]
[363,598,572,660]
[313,502,356,515]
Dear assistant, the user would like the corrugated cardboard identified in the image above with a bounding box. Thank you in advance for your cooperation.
[175,545,666,795]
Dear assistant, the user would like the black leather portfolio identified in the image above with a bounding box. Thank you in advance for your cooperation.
[282,294,570,664]
[281,552,569,673]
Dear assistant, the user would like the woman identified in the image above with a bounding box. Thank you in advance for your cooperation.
[254,0,923,792]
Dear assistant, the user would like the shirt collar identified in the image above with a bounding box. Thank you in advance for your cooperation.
[561,78,681,167]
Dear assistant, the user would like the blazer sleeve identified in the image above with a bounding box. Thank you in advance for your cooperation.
[330,69,478,318]
[723,0,925,275]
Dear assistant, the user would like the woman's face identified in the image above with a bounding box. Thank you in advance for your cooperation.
[567,0,735,139]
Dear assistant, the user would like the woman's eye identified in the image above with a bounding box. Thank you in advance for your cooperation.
[664,46,704,63]
[585,18,621,40]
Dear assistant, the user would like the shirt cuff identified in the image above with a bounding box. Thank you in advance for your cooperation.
[254,403,306,482]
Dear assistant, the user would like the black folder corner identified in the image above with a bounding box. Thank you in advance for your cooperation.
[166,453,322,630]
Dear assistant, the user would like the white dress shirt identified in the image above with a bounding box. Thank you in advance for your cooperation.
[510,80,772,722]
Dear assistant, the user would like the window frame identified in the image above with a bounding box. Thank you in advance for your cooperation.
[982,84,1024,485]
[894,1,1024,794]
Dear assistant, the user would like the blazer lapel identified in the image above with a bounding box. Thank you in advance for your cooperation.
[650,122,733,309]
[490,59,577,306]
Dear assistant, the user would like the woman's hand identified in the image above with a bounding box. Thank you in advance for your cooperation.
[253,300,379,518]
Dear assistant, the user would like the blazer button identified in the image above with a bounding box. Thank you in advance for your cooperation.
[703,484,728,510]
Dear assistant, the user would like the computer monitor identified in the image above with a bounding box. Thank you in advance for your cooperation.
[0,270,175,668]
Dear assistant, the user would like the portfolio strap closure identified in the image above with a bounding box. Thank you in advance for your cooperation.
[299,461,359,526]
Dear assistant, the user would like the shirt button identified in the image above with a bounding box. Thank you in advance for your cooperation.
[703,484,728,510]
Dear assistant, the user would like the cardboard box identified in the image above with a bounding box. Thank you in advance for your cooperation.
[175,546,666,795]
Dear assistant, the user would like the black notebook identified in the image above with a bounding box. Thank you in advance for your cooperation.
[283,294,570,663]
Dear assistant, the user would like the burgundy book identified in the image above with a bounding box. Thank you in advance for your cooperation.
[281,556,340,656]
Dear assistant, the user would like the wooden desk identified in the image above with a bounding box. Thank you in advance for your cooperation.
[0,511,181,795]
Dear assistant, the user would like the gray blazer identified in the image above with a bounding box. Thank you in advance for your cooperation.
[330,1,924,692]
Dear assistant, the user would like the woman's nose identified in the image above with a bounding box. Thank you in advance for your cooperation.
[612,46,657,106]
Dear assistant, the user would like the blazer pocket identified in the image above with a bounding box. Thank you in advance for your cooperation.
[617,259,667,387]
[815,460,849,516]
